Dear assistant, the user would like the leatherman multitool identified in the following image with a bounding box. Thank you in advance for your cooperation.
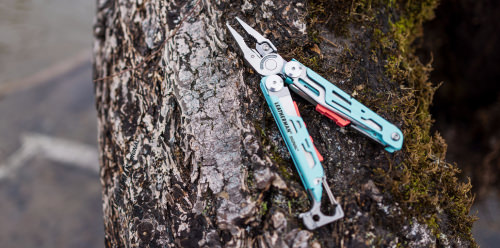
[227,18,403,230]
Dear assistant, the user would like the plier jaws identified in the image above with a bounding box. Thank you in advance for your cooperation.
[226,18,284,76]
[234,17,277,55]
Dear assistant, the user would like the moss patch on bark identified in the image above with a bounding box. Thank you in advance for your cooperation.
[282,0,476,245]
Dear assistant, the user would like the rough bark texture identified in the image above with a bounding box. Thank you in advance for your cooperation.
[93,0,476,247]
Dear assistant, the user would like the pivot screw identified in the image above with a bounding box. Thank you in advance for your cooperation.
[265,75,284,92]
[391,132,400,141]
[262,43,270,51]
[284,61,303,78]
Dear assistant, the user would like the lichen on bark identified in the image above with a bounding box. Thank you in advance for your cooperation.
[93,0,476,247]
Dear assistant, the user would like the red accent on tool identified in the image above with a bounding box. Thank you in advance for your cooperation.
[309,136,324,162]
[315,104,350,127]
[293,101,324,162]
[293,101,301,117]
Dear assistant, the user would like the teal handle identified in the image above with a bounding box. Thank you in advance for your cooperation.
[260,77,324,202]
[285,59,403,152]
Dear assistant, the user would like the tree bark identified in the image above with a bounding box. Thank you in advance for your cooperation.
[93,0,476,247]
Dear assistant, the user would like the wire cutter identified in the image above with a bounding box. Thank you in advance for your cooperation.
[226,17,403,230]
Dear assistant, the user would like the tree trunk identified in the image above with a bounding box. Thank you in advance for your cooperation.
[93,0,476,247]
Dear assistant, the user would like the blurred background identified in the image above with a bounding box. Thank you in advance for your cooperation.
[0,0,102,247]
[0,0,498,247]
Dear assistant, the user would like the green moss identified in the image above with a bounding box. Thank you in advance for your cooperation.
[259,201,268,217]
[375,1,476,243]
[295,0,476,245]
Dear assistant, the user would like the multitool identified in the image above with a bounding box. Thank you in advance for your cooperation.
[227,18,403,230]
